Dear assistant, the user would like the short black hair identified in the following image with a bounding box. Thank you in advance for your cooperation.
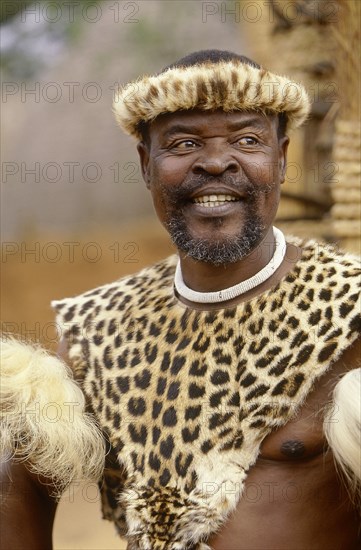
[139,49,287,143]
[162,49,260,71]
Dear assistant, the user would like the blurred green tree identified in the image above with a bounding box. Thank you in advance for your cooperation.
[0,0,99,79]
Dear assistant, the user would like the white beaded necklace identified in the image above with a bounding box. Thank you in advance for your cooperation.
[174,226,286,304]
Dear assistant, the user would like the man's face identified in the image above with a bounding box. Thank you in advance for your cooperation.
[138,109,289,266]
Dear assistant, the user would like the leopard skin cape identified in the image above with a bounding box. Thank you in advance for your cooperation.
[52,236,361,550]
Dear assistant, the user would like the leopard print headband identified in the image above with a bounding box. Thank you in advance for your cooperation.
[113,60,311,139]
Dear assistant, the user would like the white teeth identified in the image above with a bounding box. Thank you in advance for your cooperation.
[193,194,237,205]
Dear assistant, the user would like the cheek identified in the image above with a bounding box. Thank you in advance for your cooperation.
[148,159,189,218]
[151,158,188,186]
[149,186,166,216]
[148,179,173,226]
[254,164,275,185]
[244,153,279,186]
[264,187,281,225]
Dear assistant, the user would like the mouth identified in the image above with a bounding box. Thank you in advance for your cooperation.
[188,185,245,211]
[192,194,239,208]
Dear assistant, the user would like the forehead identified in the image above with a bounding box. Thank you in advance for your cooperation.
[147,108,278,140]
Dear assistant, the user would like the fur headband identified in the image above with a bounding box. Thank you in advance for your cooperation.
[113,61,311,139]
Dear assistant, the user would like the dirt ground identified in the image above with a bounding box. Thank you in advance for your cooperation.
[54,483,124,549]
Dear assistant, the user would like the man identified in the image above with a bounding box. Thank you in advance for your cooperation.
[1,50,360,549]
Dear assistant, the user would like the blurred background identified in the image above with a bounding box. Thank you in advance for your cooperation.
[1,0,360,548]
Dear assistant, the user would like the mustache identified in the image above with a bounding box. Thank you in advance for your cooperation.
[160,173,276,203]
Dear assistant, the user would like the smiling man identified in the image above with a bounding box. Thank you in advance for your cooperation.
[136,106,289,301]
[139,108,286,273]
[1,50,361,550]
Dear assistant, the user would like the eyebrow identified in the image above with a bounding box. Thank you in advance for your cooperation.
[163,116,269,139]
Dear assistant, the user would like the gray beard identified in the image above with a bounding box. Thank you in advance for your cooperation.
[166,215,266,266]
[161,173,273,266]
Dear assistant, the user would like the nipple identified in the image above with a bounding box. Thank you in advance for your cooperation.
[280,439,305,458]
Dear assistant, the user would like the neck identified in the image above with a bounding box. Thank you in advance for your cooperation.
[178,226,276,293]
[176,241,303,311]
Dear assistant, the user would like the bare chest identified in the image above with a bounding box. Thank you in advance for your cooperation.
[208,361,360,550]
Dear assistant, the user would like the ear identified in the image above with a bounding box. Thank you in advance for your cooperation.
[278,136,289,184]
[137,141,151,189]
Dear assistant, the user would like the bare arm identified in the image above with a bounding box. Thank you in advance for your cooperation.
[0,461,57,550]
[0,337,66,549]
[0,337,105,549]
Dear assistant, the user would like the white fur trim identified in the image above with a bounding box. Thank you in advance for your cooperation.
[113,61,311,139]
[324,368,361,503]
[0,337,105,495]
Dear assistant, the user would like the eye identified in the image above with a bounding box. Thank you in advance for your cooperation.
[237,136,258,146]
[171,140,198,150]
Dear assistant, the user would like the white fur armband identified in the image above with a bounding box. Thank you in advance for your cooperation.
[0,337,105,494]
[324,368,361,502]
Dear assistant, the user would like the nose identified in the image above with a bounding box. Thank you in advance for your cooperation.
[192,143,239,176]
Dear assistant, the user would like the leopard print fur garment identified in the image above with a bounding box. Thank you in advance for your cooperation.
[52,237,361,550]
